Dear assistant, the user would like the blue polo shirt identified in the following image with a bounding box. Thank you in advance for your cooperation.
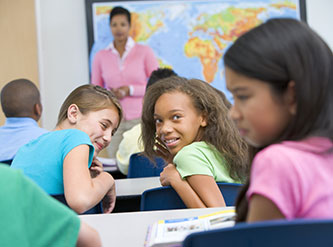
[0,117,48,161]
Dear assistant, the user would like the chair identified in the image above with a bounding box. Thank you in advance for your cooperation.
[0,159,13,165]
[51,194,102,214]
[127,152,165,178]
[140,182,242,211]
[182,219,333,247]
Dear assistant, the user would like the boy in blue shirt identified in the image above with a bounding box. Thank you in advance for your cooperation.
[0,79,48,164]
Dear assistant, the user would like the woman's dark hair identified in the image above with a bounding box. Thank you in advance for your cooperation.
[109,6,131,25]
[224,18,333,222]
[141,76,249,183]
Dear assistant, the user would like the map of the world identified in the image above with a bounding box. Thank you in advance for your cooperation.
[89,0,302,101]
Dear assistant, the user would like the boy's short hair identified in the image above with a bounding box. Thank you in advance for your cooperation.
[146,68,177,90]
[0,79,41,117]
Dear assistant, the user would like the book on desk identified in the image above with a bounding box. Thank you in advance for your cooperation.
[144,208,235,247]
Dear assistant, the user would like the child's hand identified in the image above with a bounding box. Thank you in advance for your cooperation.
[102,183,116,213]
[154,136,172,163]
[89,158,103,178]
[160,164,182,186]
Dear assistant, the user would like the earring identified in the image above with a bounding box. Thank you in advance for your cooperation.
[153,133,158,151]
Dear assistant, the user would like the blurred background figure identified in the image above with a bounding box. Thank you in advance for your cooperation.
[0,79,48,165]
[91,6,158,159]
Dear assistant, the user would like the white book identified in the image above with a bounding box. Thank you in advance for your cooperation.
[144,209,235,247]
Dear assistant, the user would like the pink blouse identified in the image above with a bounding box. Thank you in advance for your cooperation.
[91,39,158,120]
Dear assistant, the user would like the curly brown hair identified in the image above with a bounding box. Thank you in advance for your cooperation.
[141,76,249,182]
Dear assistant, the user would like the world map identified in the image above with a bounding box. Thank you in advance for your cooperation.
[90,0,301,101]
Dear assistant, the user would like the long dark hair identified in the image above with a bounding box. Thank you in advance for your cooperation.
[141,76,249,182]
[224,18,333,221]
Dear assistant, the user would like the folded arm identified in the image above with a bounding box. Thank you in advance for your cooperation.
[63,145,115,214]
[160,164,225,208]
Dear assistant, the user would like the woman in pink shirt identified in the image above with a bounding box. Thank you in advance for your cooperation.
[91,6,158,159]
[224,18,333,222]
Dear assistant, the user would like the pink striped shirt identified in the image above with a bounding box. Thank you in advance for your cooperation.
[91,39,158,120]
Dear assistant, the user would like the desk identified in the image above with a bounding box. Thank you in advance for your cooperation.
[116,176,161,196]
[114,177,162,213]
[80,207,230,247]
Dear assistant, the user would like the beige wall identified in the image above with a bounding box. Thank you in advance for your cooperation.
[0,0,39,125]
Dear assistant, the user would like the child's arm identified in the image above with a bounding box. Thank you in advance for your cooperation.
[76,221,102,247]
[160,164,225,208]
[186,175,226,207]
[160,164,205,207]
[63,145,115,214]
[246,194,285,222]
[89,158,116,213]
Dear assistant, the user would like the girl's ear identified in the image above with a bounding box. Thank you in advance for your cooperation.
[285,80,297,115]
[67,104,80,124]
[200,114,208,127]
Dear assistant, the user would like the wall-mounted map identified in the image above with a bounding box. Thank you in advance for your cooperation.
[86,0,305,101]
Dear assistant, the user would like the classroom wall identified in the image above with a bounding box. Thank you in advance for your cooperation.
[306,0,333,51]
[0,0,39,126]
[1,0,333,130]
[35,0,89,130]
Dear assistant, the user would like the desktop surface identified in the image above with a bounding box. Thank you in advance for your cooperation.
[80,207,231,247]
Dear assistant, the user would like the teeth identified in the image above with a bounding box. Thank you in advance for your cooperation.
[165,139,177,143]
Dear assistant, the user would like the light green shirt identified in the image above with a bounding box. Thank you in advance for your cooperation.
[173,141,236,183]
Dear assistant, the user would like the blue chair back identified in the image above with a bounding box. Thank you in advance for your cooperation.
[127,152,165,178]
[51,194,103,214]
[183,219,333,247]
[217,183,242,206]
[140,183,242,211]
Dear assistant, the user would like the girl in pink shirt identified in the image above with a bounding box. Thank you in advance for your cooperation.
[91,6,158,158]
[224,18,333,222]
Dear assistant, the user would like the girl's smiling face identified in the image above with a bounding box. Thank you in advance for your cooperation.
[225,67,295,147]
[154,91,207,156]
[74,106,120,157]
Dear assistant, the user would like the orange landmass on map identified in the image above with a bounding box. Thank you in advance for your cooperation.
[186,7,267,82]
[95,6,112,15]
[129,13,142,40]
[129,13,163,42]
[185,37,225,83]
[220,8,266,41]
[270,1,296,10]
